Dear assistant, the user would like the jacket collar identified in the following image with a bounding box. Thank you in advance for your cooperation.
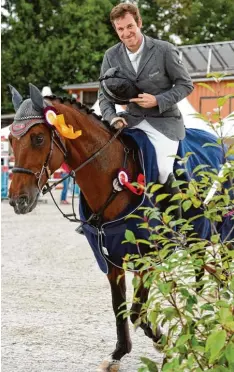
[119,35,155,77]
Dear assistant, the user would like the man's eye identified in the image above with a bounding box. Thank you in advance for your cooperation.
[31,134,44,146]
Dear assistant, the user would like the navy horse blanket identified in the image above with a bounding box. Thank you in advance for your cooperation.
[79,128,233,274]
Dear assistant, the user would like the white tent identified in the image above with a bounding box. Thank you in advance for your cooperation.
[41,86,53,97]
[1,126,10,139]
[92,98,234,138]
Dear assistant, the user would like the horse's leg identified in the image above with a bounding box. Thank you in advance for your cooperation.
[130,272,163,343]
[98,265,132,372]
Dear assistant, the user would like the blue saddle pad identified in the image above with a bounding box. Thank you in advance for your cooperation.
[79,128,233,274]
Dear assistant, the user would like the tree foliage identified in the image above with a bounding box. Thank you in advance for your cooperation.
[2,0,234,113]
[1,0,119,112]
[137,0,234,44]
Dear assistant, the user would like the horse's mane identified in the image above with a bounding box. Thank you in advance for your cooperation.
[44,95,110,130]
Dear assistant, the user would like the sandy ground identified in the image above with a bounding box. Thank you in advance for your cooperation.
[1,191,162,372]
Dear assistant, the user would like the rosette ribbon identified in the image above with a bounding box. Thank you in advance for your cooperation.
[44,107,82,139]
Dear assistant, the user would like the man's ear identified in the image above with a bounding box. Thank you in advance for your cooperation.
[138,17,142,28]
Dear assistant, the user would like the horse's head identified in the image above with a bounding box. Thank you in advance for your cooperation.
[8,84,66,214]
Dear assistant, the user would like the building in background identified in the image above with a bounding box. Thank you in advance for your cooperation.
[62,41,234,117]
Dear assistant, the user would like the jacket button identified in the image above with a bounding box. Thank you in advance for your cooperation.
[136,79,139,82]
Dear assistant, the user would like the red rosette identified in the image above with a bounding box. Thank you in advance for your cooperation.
[117,168,131,186]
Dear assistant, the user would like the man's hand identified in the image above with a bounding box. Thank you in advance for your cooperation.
[111,117,128,129]
[129,93,157,108]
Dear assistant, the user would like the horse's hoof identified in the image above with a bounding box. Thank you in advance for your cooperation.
[97,359,120,372]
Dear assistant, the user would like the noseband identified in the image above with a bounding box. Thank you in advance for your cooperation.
[12,129,67,191]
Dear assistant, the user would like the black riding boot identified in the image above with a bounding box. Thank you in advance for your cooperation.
[162,173,182,220]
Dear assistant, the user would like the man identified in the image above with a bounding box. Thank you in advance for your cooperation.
[99,3,194,216]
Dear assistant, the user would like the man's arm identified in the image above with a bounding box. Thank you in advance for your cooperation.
[99,52,128,128]
[155,43,194,114]
[99,53,118,124]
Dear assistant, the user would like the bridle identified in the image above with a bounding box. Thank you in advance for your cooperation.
[12,129,67,191]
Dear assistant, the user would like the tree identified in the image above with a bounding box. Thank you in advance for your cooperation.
[136,0,234,44]
[1,0,119,113]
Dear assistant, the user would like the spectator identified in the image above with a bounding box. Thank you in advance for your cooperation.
[60,163,70,205]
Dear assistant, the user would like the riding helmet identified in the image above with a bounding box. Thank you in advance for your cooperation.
[99,67,140,105]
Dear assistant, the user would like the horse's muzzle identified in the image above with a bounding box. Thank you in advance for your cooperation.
[9,194,38,214]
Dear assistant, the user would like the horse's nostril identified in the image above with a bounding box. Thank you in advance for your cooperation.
[18,195,29,206]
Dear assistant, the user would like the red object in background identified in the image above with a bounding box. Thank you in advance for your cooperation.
[61,162,70,173]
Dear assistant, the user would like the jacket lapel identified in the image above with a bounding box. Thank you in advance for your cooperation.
[136,36,155,77]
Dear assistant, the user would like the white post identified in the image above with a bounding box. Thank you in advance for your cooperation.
[207,48,212,74]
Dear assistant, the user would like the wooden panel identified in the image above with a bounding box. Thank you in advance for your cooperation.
[187,80,234,116]
[200,97,233,119]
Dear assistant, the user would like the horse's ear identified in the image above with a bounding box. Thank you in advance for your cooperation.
[29,83,44,112]
[8,84,23,112]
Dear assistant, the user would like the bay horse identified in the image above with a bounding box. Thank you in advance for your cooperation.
[8,83,164,371]
[8,84,233,371]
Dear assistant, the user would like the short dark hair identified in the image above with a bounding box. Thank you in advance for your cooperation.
[110,3,141,27]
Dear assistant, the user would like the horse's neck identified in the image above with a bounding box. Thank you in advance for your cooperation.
[64,112,137,221]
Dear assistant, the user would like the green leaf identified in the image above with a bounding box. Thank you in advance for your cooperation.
[230,277,234,291]
[136,239,151,245]
[176,334,192,347]
[124,230,136,244]
[140,357,158,372]
[203,142,221,148]
[125,214,143,220]
[163,307,178,320]
[217,94,234,107]
[225,343,234,365]
[216,300,230,308]
[165,205,179,215]
[211,234,220,244]
[176,168,187,176]
[182,200,192,212]
[172,180,188,187]
[150,184,163,193]
[158,281,173,296]
[156,193,170,203]
[205,329,226,362]
[192,164,210,173]
[197,82,215,92]
[201,303,214,311]
[170,193,183,201]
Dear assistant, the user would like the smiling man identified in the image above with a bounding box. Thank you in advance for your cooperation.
[99,3,194,217]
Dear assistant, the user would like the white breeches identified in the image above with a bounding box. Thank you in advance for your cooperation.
[132,120,179,184]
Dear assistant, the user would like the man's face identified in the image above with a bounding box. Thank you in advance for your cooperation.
[113,12,143,52]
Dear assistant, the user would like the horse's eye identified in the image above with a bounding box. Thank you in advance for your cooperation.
[31,134,44,147]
